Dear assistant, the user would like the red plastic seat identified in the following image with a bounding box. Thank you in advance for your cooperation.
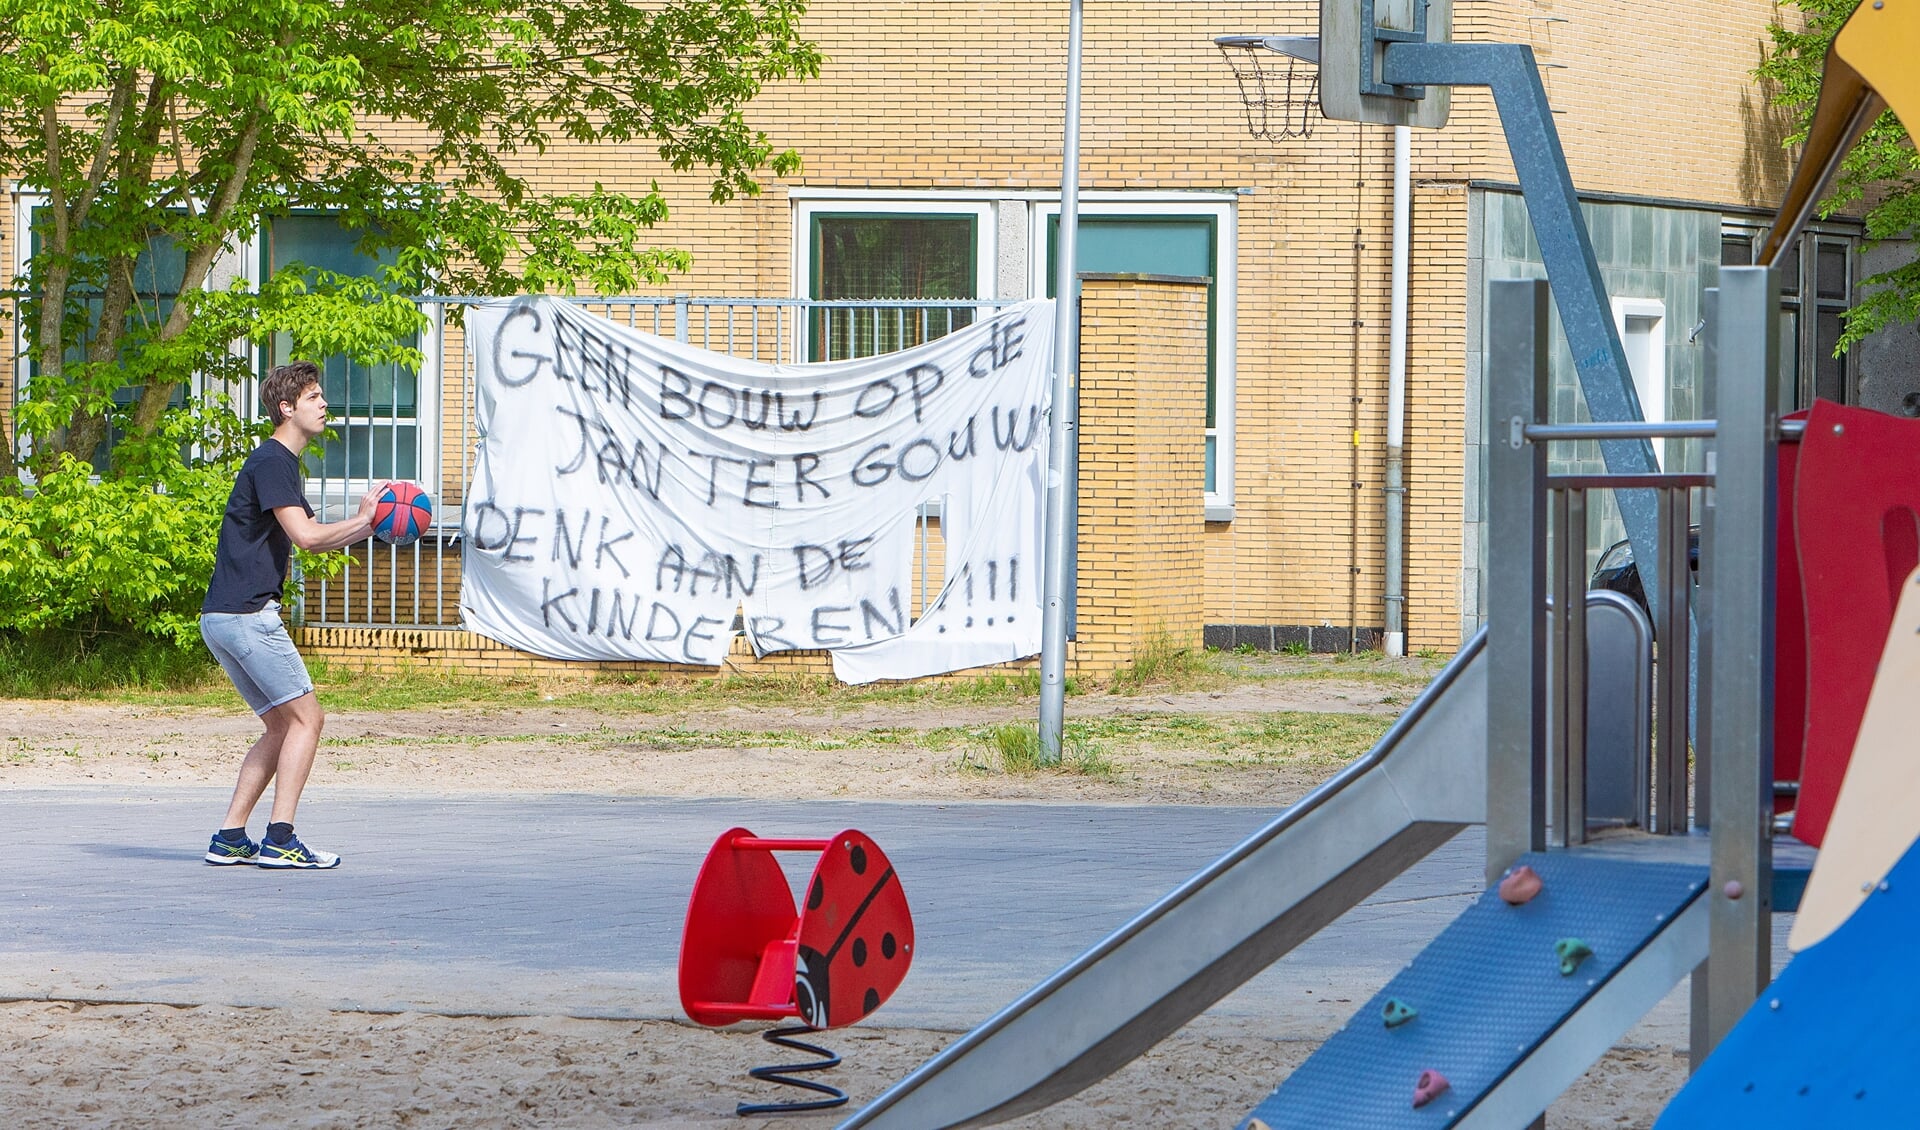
[680,827,914,1030]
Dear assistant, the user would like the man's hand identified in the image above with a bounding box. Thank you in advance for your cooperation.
[277,481,397,553]
[356,481,396,523]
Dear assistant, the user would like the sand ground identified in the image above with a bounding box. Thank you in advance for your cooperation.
[0,665,1688,1128]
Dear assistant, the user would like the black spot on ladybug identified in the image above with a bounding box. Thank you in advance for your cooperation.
[864,987,880,1015]
[808,876,824,910]
[882,932,897,959]
[849,844,868,875]
[853,938,868,967]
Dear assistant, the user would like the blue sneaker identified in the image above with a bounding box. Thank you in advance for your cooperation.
[257,834,340,869]
[205,832,259,866]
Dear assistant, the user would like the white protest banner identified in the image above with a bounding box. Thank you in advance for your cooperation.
[460,296,1055,683]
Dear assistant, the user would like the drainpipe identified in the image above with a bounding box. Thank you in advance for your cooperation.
[1385,126,1411,657]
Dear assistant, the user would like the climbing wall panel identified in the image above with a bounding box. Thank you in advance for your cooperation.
[1242,854,1708,1129]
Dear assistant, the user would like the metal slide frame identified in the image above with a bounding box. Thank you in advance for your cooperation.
[1381,42,1667,621]
[837,631,1489,1129]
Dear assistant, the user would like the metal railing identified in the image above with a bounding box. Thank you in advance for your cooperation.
[300,296,1018,629]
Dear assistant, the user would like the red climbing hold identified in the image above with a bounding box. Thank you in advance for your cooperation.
[1413,1068,1451,1108]
[1499,864,1543,906]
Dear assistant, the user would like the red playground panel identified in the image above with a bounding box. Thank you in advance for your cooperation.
[1772,410,1809,816]
[1785,401,1920,847]
[680,828,913,1030]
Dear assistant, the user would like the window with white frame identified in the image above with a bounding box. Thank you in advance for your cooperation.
[1031,197,1236,513]
[795,200,994,361]
[1610,296,1666,467]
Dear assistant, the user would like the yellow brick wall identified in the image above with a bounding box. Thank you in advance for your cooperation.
[1407,184,1472,646]
[1074,276,1211,673]
[544,0,1790,653]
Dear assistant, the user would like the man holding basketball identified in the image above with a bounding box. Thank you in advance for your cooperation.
[199,360,388,869]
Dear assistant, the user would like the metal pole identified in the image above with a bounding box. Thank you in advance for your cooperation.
[1485,278,1550,883]
[1038,0,1083,766]
[1564,487,1589,845]
[1549,486,1571,849]
[1702,265,1778,1055]
[1385,42,1665,622]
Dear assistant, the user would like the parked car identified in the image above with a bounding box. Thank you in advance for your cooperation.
[1589,528,1700,620]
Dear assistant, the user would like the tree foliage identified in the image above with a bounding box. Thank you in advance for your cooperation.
[0,411,244,647]
[1757,0,1920,352]
[0,0,819,480]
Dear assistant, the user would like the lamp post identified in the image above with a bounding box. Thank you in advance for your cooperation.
[1038,0,1083,765]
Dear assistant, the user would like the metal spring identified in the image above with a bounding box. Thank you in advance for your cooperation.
[736,1025,849,1116]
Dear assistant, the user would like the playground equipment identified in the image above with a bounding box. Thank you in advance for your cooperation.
[835,1,1920,1125]
[1790,561,1920,951]
[1247,853,1709,1126]
[680,828,913,1114]
[1654,567,1920,1127]
[1656,827,1920,1127]
[1772,402,1920,849]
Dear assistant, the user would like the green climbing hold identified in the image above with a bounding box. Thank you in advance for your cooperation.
[1554,937,1595,975]
[1382,998,1419,1028]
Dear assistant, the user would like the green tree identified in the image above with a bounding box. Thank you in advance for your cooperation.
[1758,0,1920,353]
[0,0,819,483]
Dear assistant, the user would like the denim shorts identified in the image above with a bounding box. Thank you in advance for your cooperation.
[199,601,314,716]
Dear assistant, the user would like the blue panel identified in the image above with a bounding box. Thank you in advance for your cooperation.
[1655,840,1920,1128]
[1771,864,1810,914]
[1244,853,1707,1129]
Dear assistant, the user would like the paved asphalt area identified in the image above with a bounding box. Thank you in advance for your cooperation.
[0,788,1780,1045]
[0,788,1483,1034]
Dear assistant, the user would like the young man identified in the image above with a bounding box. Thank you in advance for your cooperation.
[200,361,388,869]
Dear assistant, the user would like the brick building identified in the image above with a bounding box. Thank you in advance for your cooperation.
[579,0,1881,652]
[9,0,1908,668]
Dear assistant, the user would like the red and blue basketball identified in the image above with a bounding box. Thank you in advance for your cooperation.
[372,482,433,546]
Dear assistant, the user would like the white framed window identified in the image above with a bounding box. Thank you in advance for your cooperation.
[1610,296,1666,468]
[792,198,996,362]
[1028,197,1237,515]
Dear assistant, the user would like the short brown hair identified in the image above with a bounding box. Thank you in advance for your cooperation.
[261,361,322,425]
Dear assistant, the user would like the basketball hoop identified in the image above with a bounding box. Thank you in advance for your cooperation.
[1214,35,1324,141]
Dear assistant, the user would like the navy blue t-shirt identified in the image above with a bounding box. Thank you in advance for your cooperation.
[202,441,314,614]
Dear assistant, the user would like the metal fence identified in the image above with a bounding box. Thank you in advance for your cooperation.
[299,296,1020,629]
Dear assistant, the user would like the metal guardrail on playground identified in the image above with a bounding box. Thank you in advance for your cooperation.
[299,296,1019,630]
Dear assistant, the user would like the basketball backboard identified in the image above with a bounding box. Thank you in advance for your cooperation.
[1320,0,1453,128]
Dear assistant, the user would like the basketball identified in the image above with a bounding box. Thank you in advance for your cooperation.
[372,482,433,546]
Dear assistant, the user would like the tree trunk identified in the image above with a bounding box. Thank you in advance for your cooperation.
[0,413,19,494]
[128,110,265,440]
